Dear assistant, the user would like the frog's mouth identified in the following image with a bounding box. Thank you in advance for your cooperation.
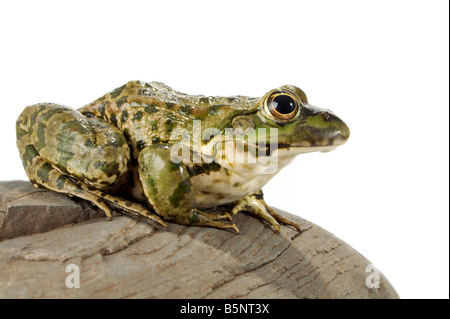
[274,106,351,154]
[201,121,349,161]
[256,139,345,157]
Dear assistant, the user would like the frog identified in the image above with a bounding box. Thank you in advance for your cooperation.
[16,81,350,234]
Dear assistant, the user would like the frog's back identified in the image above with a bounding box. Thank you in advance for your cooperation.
[78,81,259,154]
[79,80,258,129]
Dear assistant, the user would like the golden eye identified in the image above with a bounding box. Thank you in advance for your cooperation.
[264,91,300,121]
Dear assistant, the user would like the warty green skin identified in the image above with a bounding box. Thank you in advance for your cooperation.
[16,81,350,233]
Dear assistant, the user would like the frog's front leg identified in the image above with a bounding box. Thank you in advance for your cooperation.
[231,191,302,233]
[138,145,239,233]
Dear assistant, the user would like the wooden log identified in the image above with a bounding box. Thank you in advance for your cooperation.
[0,181,398,298]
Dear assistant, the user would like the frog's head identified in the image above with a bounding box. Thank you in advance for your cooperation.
[230,85,350,159]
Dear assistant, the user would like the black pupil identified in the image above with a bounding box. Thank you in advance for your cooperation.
[272,95,296,114]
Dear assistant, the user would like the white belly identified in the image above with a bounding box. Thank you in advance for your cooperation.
[191,147,295,208]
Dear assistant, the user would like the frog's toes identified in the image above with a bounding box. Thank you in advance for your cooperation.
[263,205,302,233]
[97,200,114,220]
[65,178,167,228]
[190,209,239,234]
[106,197,167,228]
[204,211,233,221]
[232,192,302,233]
[231,201,249,217]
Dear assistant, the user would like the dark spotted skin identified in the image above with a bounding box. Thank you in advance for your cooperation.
[16,102,165,226]
[16,81,350,233]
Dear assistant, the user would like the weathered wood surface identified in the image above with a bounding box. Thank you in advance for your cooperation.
[0,181,399,299]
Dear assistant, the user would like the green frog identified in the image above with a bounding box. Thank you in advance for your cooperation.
[16,81,349,234]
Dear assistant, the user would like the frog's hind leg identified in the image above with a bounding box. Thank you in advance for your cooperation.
[23,152,115,218]
[22,151,166,227]
[16,103,165,227]
[73,179,167,227]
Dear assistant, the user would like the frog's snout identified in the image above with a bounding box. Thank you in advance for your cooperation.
[325,111,350,147]
[300,106,350,150]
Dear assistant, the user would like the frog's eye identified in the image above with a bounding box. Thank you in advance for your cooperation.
[263,91,300,121]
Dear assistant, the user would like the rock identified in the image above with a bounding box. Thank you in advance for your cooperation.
[0,181,399,299]
[0,181,104,241]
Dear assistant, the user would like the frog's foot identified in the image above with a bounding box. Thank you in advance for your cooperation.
[74,179,167,228]
[202,210,233,221]
[22,155,167,228]
[190,209,239,234]
[231,191,302,233]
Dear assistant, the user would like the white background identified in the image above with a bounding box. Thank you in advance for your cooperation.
[0,0,448,299]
